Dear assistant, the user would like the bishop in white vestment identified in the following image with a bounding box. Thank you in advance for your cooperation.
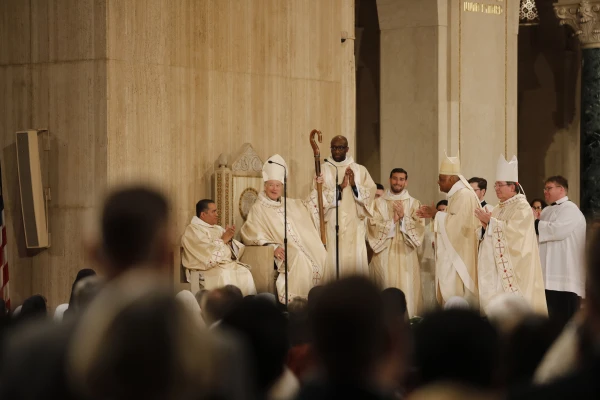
[181,200,257,296]
[319,135,376,278]
[368,168,425,317]
[241,155,327,304]
[476,155,547,315]
[417,155,481,308]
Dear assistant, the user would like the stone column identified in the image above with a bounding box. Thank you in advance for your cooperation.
[555,1,600,219]
[377,0,519,204]
[376,0,447,204]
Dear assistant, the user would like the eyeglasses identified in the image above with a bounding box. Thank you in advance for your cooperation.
[543,185,562,192]
[330,146,348,151]
[532,206,543,210]
[494,183,508,188]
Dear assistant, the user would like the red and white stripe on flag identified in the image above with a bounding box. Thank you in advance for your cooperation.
[0,213,9,309]
[0,165,9,309]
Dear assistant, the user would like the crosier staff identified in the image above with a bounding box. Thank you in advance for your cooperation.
[309,129,327,247]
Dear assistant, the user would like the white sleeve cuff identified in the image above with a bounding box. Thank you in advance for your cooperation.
[486,218,495,236]
[387,222,396,238]
[399,218,409,235]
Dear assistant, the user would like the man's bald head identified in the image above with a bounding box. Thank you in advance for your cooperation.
[438,175,459,194]
[330,135,348,147]
[330,136,349,162]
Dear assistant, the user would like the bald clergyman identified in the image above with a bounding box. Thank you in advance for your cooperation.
[317,135,376,278]
[416,155,481,308]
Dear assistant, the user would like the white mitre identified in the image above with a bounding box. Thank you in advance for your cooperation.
[439,154,461,175]
[262,154,288,184]
[496,154,518,182]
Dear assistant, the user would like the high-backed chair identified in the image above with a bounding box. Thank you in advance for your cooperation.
[175,144,276,295]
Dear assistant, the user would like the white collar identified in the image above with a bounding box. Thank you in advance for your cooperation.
[383,189,410,201]
[191,216,214,228]
[258,191,284,208]
[555,196,569,205]
[447,179,466,198]
[326,156,354,167]
[498,193,526,207]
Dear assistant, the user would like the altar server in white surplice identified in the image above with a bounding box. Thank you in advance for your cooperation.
[319,135,376,278]
[537,175,586,328]
[241,155,327,304]
[181,200,257,296]
[476,155,547,316]
[416,155,481,308]
[368,168,425,317]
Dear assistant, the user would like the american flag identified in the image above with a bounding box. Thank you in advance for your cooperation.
[0,164,9,309]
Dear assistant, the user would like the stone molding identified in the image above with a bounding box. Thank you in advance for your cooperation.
[555,0,600,48]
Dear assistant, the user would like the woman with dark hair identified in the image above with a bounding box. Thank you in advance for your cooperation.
[436,200,448,212]
[530,198,547,220]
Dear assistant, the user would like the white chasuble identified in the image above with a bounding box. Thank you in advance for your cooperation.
[240,192,327,304]
[367,190,425,317]
[478,194,548,315]
[181,217,257,296]
[434,179,481,308]
[318,156,376,278]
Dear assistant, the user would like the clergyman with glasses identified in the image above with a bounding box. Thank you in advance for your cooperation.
[536,175,586,329]
[469,177,495,213]
[475,155,548,316]
[530,198,547,220]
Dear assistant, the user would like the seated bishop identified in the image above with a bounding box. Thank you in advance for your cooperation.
[181,199,257,296]
[476,155,547,315]
[241,154,327,304]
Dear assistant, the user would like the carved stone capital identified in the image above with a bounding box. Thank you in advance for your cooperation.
[555,0,600,48]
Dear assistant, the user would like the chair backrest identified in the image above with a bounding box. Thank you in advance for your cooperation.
[214,144,264,240]
[173,246,191,293]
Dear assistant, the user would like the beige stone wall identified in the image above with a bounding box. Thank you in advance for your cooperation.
[105,0,354,238]
[1,0,355,308]
[0,0,107,308]
[104,0,355,259]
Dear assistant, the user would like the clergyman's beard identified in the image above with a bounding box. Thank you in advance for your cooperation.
[391,186,403,194]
